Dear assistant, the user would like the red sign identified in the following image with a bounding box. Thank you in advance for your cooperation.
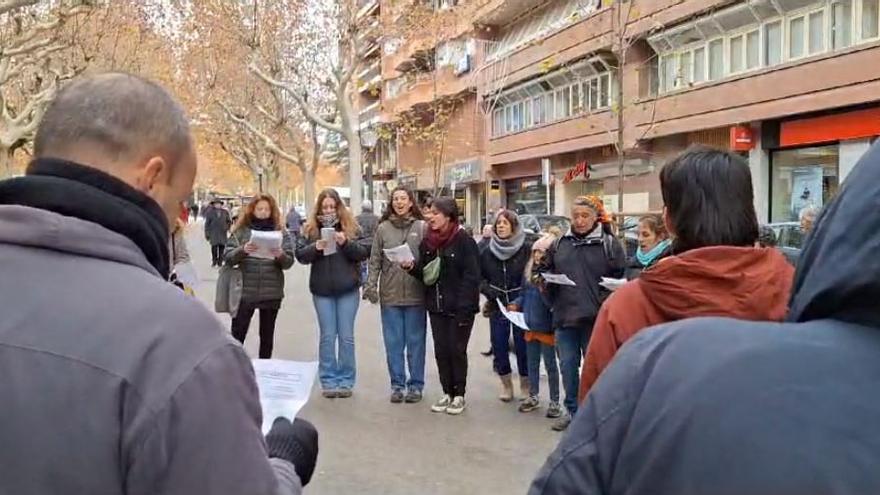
[563,161,590,184]
[780,106,880,147]
[730,125,755,151]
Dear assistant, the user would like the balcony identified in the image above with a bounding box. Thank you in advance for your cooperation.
[357,60,382,94]
[356,0,378,20]
[359,101,380,130]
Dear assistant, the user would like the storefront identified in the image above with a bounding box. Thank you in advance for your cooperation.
[505,176,554,215]
[766,106,879,223]
[446,158,485,228]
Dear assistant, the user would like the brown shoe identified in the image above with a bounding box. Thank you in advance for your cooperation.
[337,389,353,398]
[499,374,514,402]
[519,375,531,400]
[322,389,339,399]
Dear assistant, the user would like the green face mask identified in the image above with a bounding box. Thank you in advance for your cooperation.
[422,254,442,286]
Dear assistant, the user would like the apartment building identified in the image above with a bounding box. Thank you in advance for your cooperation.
[479,0,880,223]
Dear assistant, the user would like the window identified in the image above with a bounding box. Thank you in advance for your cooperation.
[493,109,503,136]
[589,78,600,110]
[789,16,806,58]
[679,51,693,86]
[862,0,879,39]
[730,34,745,73]
[557,86,571,119]
[708,39,724,80]
[809,10,826,53]
[544,93,555,122]
[765,21,783,65]
[524,101,532,127]
[692,47,706,82]
[746,30,761,69]
[532,97,544,125]
[660,55,676,92]
[598,74,611,108]
[571,84,582,114]
[832,0,853,48]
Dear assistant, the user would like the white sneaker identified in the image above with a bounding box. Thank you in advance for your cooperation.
[446,396,466,415]
[431,395,452,413]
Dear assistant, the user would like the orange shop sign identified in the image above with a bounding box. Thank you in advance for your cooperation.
[730,125,755,151]
[563,161,591,184]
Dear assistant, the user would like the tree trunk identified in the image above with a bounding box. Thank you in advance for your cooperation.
[347,131,363,213]
[0,148,13,178]
[303,165,316,215]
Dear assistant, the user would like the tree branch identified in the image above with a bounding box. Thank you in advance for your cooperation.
[250,63,344,134]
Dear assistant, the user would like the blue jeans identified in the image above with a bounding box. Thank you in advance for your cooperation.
[380,305,427,392]
[313,290,360,390]
[556,325,591,415]
[490,312,528,377]
[527,339,560,402]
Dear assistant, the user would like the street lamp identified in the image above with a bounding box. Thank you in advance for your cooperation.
[360,128,379,206]
[257,166,264,194]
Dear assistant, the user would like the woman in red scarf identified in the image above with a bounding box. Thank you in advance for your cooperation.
[402,197,480,416]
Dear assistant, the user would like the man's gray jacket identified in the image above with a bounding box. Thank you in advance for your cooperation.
[0,204,302,494]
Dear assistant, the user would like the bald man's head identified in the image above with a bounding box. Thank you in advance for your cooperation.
[33,73,197,230]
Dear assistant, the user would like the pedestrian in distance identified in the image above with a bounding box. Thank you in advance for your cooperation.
[477,223,493,254]
[757,224,778,248]
[356,200,380,285]
[286,204,303,239]
[401,197,480,416]
[579,147,794,403]
[480,209,531,402]
[0,73,316,494]
[204,198,232,267]
[624,214,672,280]
[534,195,625,431]
[190,202,199,221]
[296,188,369,398]
[363,186,428,404]
[529,141,880,495]
[510,233,563,419]
[224,193,295,359]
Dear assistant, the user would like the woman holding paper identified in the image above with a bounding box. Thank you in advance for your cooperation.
[533,195,625,431]
[296,189,369,399]
[479,209,531,403]
[363,186,427,404]
[225,194,296,359]
[402,197,480,416]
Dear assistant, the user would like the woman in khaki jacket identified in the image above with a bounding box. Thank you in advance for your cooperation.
[363,186,426,404]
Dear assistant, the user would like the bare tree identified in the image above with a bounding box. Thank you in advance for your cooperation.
[0,0,95,176]
[251,0,372,212]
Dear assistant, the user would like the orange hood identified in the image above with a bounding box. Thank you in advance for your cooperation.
[638,246,794,321]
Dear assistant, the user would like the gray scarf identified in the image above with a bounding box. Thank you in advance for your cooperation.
[490,227,526,261]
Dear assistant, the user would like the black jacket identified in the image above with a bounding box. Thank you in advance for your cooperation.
[530,142,880,495]
[479,241,532,311]
[410,228,480,317]
[623,243,673,280]
[536,225,625,329]
[225,227,295,303]
[295,226,369,297]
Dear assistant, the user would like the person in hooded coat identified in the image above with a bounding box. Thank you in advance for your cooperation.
[529,141,880,495]
[204,199,232,266]
[578,146,794,403]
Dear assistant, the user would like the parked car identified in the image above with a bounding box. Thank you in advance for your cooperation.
[520,214,571,235]
[769,222,803,265]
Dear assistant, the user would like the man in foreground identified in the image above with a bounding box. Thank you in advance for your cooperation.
[0,73,316,494]
[529,142,880,493]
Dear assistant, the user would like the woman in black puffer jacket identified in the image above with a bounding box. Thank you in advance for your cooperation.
[225,194,295,359]
[295,188,369,399]
[480,209,532,403]
[402,197,480,416]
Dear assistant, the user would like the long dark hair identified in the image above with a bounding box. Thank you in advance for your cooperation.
[380,186,424,223]
[660,145,758,253]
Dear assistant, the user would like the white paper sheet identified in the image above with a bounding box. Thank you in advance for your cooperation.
[600,277,627,292]
[321,227,337,255]
[497,299,529,330]
[250,230,283,259]
[252,360,319,434]
[383,243,415,264]
[173,261,199,288]
[541,273,577,286]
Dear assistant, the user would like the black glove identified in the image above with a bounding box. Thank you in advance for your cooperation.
[265,417,319,486]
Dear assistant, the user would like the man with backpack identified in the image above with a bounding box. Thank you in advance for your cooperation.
[534,195,624,431]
